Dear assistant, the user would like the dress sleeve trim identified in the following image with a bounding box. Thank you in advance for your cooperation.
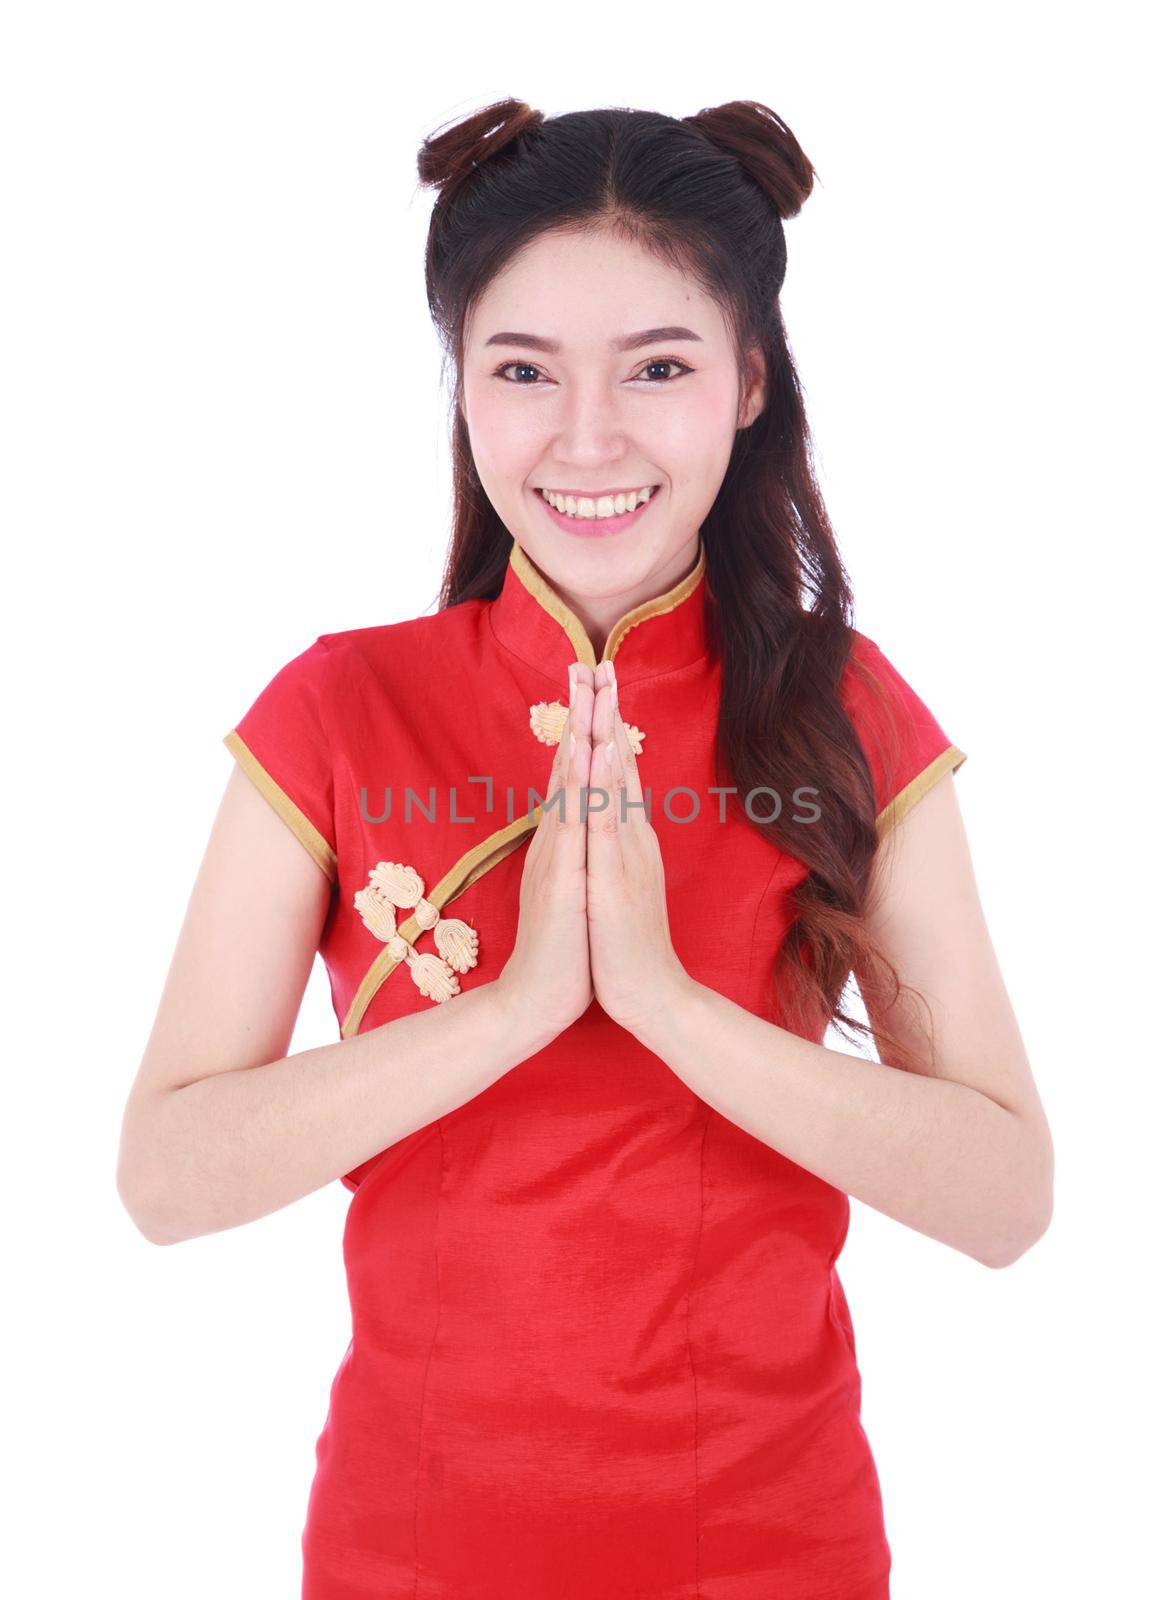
[875,744,968,839]
[223,728,337,881]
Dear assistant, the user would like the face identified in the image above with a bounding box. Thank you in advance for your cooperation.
[460,226,765,612]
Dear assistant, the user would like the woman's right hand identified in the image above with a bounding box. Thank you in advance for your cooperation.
[496,662,596,1045]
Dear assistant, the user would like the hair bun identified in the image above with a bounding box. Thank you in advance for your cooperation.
[417,98,545,200]
[683,100,816,221]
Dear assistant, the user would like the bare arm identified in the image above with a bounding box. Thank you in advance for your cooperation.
[115,764,550,1246]
[625,776,1054,1268]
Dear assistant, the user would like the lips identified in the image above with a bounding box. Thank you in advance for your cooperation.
[533,482,661,537]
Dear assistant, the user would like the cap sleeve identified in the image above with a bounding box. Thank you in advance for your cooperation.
[841,630,968,838]
[222,637,337,880]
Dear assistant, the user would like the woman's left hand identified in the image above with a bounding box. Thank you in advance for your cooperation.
[586,660,692,1035]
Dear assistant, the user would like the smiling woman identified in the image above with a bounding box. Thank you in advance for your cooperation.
[117,97,1051,1600]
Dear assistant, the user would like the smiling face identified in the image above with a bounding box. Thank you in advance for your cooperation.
[459,225,766,618]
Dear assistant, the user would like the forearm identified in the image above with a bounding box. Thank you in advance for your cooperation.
[630,977,1044,1267]
[123,980,548,1245]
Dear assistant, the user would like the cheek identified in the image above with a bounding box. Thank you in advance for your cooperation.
[653,388,739,486]
[465,385,547,476]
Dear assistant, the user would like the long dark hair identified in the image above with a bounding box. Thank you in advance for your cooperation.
[415,98,928,1067]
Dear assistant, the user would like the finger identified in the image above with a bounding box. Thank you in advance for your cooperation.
[541,662,591,808]
[586,726,624,885]
[612,687,648,830]
[586,664,625,869]
[551,662,596,836]
[592,661,648,844]
[564,661,595,825]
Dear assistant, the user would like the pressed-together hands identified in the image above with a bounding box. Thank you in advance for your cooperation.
[496,661,692,1043]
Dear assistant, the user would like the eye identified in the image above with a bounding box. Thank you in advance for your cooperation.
[633,358,693,383]
[492,361,547,385]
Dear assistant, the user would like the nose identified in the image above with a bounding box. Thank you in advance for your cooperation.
[548,377,629,471]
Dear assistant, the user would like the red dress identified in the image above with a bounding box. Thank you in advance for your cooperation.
[224,537,967,1599]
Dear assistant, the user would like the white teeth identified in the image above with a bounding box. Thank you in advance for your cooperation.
[540,485,655,518]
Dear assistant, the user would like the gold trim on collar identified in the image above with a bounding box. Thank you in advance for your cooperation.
[507,539,708,669]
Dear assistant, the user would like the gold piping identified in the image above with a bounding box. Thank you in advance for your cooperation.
[602,546,707,662]
[508,542,596,664]
[223,729,337,880]
[507,537,708,670]
[340,804,550,1037]
[876,744,968,839]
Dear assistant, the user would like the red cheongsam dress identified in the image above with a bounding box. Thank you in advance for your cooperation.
[223,536,967,1600]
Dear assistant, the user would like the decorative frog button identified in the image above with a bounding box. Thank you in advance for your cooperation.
[353,860,479,1004]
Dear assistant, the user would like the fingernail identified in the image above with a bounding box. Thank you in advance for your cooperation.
[605,738,615,769]
[567,665,576,706]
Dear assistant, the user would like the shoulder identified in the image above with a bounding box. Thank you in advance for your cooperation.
[221,602,485,881]
[232,598,489,748]
[244,601,488,716]
[314,596,489,682]
[837,625,968,836]
[837,624,938,731]
[838,625,906,697]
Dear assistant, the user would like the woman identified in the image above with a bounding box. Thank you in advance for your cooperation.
[117,99,1053,1599]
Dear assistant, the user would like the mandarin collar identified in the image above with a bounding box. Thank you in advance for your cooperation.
[488,536,714,686]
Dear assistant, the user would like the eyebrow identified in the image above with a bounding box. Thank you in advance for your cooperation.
[483,325,704,354]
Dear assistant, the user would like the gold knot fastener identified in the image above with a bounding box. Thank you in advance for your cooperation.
[353,860,479,1004]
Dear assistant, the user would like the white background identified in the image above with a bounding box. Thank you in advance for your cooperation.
[4,3,1169,1595]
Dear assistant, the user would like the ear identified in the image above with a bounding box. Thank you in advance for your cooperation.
[738,346,768,430]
